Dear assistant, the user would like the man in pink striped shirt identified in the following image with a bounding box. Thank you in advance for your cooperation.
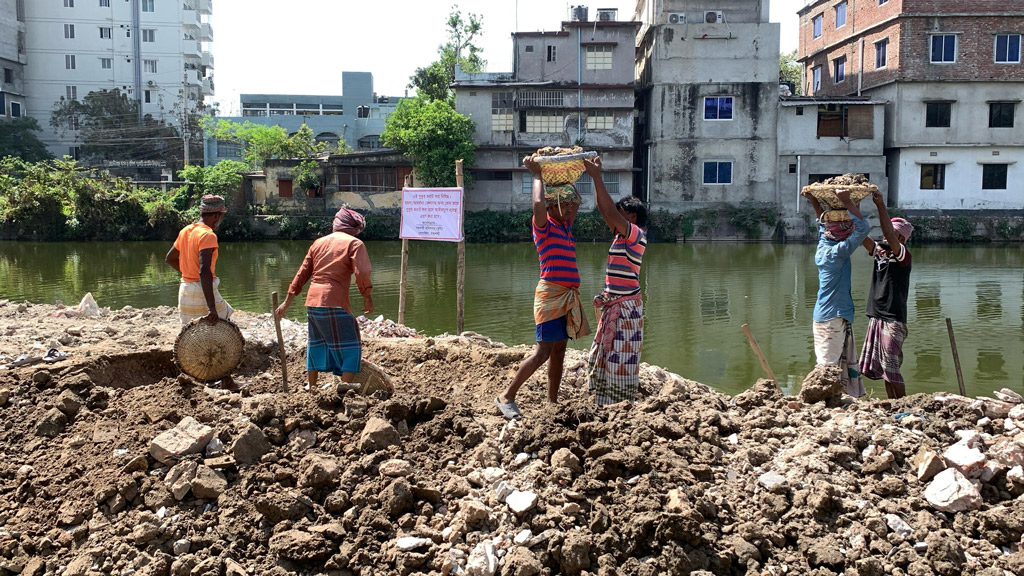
[496,156,590,419]
[584,157,647,405]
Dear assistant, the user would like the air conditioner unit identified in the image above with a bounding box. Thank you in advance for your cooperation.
[147,80,155,86]
[705,11,724,24]
[667,13,686,25]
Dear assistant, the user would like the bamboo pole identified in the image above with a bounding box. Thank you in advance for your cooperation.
[398,174,412,326]
[742,323,777,382]
[455,160,466,335]
[946,318,967,396]
[271,291,288,392]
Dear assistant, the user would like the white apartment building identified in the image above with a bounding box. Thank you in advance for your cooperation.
[1,0,27,119]
[21,0,213,159]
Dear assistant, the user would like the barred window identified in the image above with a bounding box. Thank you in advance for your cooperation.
[575,172,620,195]
[518,90,565,107]
[585,45,613,70]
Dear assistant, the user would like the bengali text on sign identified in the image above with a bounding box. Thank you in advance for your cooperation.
[399,188,464,242]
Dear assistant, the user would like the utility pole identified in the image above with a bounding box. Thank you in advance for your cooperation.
[182,72,190,166]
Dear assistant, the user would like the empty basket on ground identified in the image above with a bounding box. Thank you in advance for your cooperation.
[532,151,598,186]
[174,318,245,382]
[352,359,393,395]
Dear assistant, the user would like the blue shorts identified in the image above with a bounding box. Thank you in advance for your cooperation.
[536,316,569,342]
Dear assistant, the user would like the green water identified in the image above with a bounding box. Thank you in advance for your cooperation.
[1,240,1022,398]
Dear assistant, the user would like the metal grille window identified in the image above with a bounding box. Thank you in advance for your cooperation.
[920,164,945,190]
[982,165,1008,190]
[64,24,75,38]
[587,111,614,130]
[470,170,513,181]
[989,102,1015,128]
[995,35,1021,63]
[336,167,397,192]
[143,59,157,73]
[100,0,110,6]
[704,97,733,120]
[64,0,74,7]
[525,111,563,132]
[217,140,242,158]
[875,39,888,68]
[575,172,620,195]
[491,92,513,131]
[931,35,956,63]
[518,90,565,107]
[142,29,155,42]
[547,45,556,62]
[100,27,112,39]
[585,45,613,70]
[703,162,733,185]
[100,58,111,69]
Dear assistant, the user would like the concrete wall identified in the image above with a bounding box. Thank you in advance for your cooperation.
[894,147,1024,210]
[647,23,781,85]
[514,23,638,85]
[0,0,25,118]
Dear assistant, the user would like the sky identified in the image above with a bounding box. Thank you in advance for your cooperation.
[212,0,804,115]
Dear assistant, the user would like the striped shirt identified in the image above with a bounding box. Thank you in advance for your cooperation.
[604,223,646,295]
[533,215,579,287]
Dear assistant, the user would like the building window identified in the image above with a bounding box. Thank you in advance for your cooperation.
[989,102,1015,128]
[925,102,951,127]
[521,175,534,194]
[875,38,888,68]
[835,2,847,28]
[525,45,534,53]
[3,68,12,84]
[703,161,733,185]
[995,34,1021,63]
[812,66,821,92]
[100,57,112,69]
[141,0,154,12]
[547,45,556,62]
[64,0,74,7]
[812,14,822,39]
[100,27,112,39]
[10,102,21,117]
[704,96,733,120]
[816,104,874,138]
[66,85,77,100]
[217,140,241,158]
[586,111,614,130]
[585,45,613,70]
[491,92,513,131]
[100,0,110,6]
[64,24,75,38]
[278,179,293,198]
[524,111,563,132]
[575,172,620,195]
[65,55,76,69]
[833,56,846,83]
[920,164,945,189]
[470,171,513,181]
[518,90,565,107]
[144,90,151,103]
[879,0,888,5]
[143,59,157,73]
[982,164,1008,190]
[142,29,155,42]
[931,35,956,63]
[336,167,397,192]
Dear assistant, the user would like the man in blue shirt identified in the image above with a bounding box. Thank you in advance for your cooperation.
[801,188,871,397]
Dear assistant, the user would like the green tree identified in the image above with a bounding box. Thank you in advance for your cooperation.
[0,117,53,162]
[780,50,802,95]
[202,118,327,168]
[382,96,475,187]
[49,89,182,163]
[409,6,485,102]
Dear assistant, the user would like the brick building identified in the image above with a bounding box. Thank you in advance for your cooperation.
[797,0,1024,210]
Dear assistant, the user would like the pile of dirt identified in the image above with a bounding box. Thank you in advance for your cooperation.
[1,299,1023,576]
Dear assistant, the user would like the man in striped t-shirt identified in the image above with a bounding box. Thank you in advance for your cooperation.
[584,157,648,406]
[496,156,591,419]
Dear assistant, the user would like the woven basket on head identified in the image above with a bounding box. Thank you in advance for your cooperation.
[532,151,598,186]
[802,183,876,211]
[173,318,245,382]
[352,359,393,395]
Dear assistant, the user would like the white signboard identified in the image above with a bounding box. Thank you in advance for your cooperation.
[400,187,464,242]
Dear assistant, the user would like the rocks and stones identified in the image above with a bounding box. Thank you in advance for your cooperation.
[734,377,783,409]
[466,540,498,576]
[924,468,982,512]
[150,417,215,465]
[268,530,332,561]
[379,459,413,477]
[35,408,68,437]
[551,448,583,474]
[799,365,845,405]
[55,390,83,418]
[396,536,432,551]
[381,478,414,517]
[503,546,543,576]
[886,514,913,538]
[758,472,788,492]
[230,422,272,465]
[915,450,946,482]
[359,417,400,452]
[506,490,538,515]
[557,530,592,575]
[942,441,987,476]
[297,454,341,488]
[191,465,228,499]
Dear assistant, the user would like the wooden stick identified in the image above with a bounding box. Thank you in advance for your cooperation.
[455,159,466,335]
[271,291,288,392]
[742,323,777,382]
[398,174,412,326]
[946,318,967,396]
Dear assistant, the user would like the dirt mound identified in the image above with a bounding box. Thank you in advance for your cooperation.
[1,300,1023,576]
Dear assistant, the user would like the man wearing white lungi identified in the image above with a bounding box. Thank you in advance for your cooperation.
[165,194,234,326]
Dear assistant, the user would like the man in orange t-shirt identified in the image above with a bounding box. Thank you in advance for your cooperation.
[165,195,234,325]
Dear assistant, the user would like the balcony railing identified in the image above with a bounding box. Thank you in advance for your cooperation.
[201,51,213,68]
[201,23,213,41]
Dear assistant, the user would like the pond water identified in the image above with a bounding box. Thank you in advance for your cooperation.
[1,240,1022,398]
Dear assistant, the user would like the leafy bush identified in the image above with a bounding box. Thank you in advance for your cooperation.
[362,208,401,241]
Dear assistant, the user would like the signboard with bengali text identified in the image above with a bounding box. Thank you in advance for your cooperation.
[399,187,464,242]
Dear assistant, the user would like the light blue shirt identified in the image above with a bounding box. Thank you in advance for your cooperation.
[812,214,870,323]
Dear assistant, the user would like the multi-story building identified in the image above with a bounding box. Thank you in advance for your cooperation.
[204,72,400,165]
[1,0,26,120]
[21,0,213,159]
[452,7,638,211]
[798,0,1024,210]
[633,0,780,210]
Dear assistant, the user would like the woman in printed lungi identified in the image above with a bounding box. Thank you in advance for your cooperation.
[583,157,648,405]
[275,207,373,387]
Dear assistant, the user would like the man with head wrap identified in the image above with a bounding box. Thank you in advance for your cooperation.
[275,206,374,387]
[496,155,591,419]
[859,191,914,398]
[166,194,235,326]
[801,188,871,397]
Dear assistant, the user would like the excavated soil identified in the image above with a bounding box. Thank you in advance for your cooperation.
[1,300,1022,576]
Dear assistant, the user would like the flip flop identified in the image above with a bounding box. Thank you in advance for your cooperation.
[42,349,67,363]
[10,354,43,367]
[495,397,523,420]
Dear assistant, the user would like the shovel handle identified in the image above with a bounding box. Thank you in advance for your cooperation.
[272,291,289,392]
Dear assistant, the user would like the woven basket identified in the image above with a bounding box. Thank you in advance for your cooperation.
[353,359,393,395]
[532,151,598,186]
[173,318,245,382]
[802,183,876,211]
[820,209,852,222]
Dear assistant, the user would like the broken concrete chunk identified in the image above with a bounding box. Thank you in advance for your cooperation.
[150,416,215,465]
[924,468,982,513]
